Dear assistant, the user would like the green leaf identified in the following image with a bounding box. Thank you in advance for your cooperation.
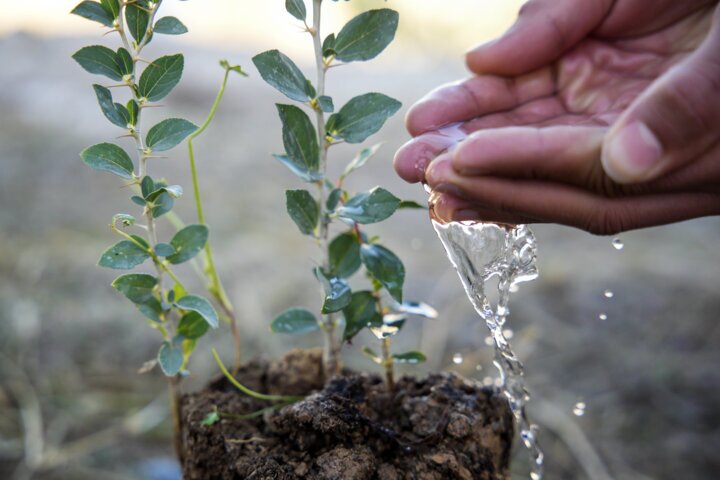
[360,244,405,302]
[113,213,136,227]
[98,240,150,269]
[141,175,155,197]
[158,341,183,376]
[327,93,401,144]
[252,50,313,103]
[138,54,184,102]
[166,225,209,264]
[125,1,150,43]
[272,155,322,182]
[285,0,306,21]
[285,190,318,236]
[150,191,174,218]
[174,295,219,329]
[317,95,334,113]
[112,273,157,303]
[154,243,176,257]
[393,301,438,319]
[92,84,126,128]
[314,269,352,314]
[361,346,383,364]
[333,9,399,62]
[329,232,361,278]
[393,351,426,365]
[398,200,426,210]
[146,118,198,151]
[201,410,220,426]
[137,297,163,322]
[154,16,188,35]
[322,33,336,57]
[72,45,122,81]
[336,187,400,224]
[71,1,113,27]
[130,195,146,206]
[341,143,382,179]
[116,47,133,76]
[177,312,210,340]
[80,143,134,179]
[271,308,319,335]
[276,104,319,175]
[126,100,139,125]
[100,0,120,19]
[343,291,380,341]
[326,188,342,211]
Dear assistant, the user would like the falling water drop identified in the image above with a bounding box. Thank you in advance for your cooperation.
[612,238,624,250]
[573,401,586,416]
[509,283,519,293]
[599,313,608,321]
[452,353,464,365]
[603,289,614,298]
[503,329,514,339]
[484,336,494,346]
[476,364,483,371]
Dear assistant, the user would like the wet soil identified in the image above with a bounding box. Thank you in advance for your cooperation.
[181,349,513,479]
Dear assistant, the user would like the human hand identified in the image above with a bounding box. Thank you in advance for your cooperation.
[394,0,720,234]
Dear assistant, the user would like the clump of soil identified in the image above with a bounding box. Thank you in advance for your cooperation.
[181,349,513,479]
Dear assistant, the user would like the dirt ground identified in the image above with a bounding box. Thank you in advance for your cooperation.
[1,30,720,480]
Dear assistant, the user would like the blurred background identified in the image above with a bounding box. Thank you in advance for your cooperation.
[1,1,720,479]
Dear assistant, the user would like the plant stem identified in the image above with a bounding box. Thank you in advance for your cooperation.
[381,337,395,391]
[187,68,242,372]
[310,0,341,378]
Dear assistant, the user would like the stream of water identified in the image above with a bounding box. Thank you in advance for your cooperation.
[430,200,544,479]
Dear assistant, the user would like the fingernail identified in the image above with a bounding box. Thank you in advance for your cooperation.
[603,121,663,183]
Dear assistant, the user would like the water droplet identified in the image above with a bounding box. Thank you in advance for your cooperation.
[484,336,494,346]
[475,364,483,371]
[502,329,514,339]
[452,353,463,365]
[573,401,586,416]
[603,289,614,298]
[482,376,494,386]
[598,313,608,321]
[612,237,624,250]
[509,284,519,293]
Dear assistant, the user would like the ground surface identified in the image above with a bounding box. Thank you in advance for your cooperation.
[1,30,720,480]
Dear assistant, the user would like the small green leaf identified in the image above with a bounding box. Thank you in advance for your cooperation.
[360,244,405,302]
[285,0,306,21]
[150,191,174,218]
[154,16,188,35]
[71,1,113,27]
[271,307,319,334]
[125,1,150,43]
[252,50,312,103]
[80,143,134,179]
[112,273,157,303]
[158,341,183,376]
[327,93,401,144]
[341,143,382,180]
[329,232,361,278]
[126,100,139,125]
[146,118,198,151]
[361,346,383,364]
[154,243,176,257]
[398,200,426,210]
[138,54,184,102]
[72,45,122,81]
[317,95,334,113]
[175,295,219,329]
[116,47,133,76]
[272,155,322,182]
[314,269,352,314]
[92,84,126,128]
[131,195,146,206]
[322,33,336,57]
[137,297,163,322]
[326,188,342,211]
[177,312,210,340]
[394,301,438,319]
[285,190,318,236]
[141,176,155,198]
[393,351,426,365]
[333,9,399,62]
[98,240,150,269]
[166,225,209,264]
[337,187,401,224]
[343,291,380,341]
[113,213,135,227]
[276,104,319,175]
[201,410,220,426]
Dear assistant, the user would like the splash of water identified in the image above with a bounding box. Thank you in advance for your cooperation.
[430,201,544,479]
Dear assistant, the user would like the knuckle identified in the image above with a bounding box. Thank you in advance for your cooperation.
[582,203,628,236]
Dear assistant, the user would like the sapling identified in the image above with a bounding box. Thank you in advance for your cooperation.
[253,0,436,388]
[71,0,244,456]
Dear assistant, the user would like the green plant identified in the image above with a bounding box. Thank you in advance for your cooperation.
[71,0,244,455]
[253,0,436,388]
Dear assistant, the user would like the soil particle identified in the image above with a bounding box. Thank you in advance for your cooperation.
[181,349,513,479]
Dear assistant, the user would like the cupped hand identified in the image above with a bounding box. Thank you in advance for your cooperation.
[394,0,720,234]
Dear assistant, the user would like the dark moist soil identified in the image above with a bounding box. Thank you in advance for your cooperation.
[181,349,514,480]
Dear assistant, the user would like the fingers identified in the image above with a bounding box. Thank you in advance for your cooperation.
[405,70,554,136]
[430,192,538,225]
[602,8,720,184]
[394,127,467,183]
[466,0,612,76]
[426,156,720,234]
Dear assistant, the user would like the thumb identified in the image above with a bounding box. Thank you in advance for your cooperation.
[602,8,720,184]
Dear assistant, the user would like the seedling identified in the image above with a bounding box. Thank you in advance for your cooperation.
[71,0,244,455]
[254,0,435,388]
